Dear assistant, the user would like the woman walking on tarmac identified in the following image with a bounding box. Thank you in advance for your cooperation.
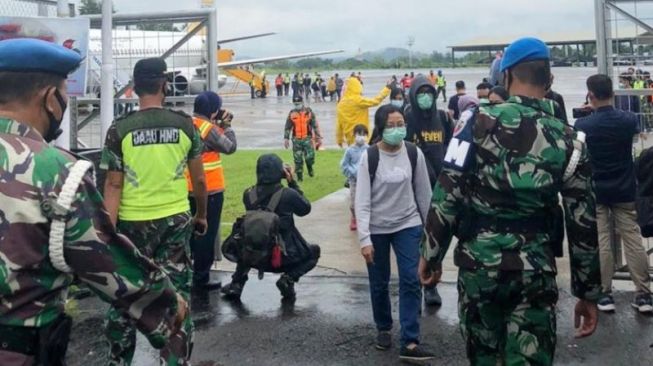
[355,104,435,364]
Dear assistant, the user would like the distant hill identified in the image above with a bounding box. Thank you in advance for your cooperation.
[358,47,428,62]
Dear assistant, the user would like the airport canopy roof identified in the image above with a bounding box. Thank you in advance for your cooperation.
[449,27,650,52]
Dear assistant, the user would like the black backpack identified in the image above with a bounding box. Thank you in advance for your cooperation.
[636,147,653,237]
[222,188,285,266]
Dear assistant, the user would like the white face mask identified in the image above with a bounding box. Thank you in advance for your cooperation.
[355,135,368,145]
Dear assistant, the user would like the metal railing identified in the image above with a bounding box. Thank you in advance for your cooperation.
[69,96,199,149]
[0,0,75,17]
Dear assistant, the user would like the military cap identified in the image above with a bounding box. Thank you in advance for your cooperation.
[500,37,550,72]
[0,38,82,78]
[134,58,167,80]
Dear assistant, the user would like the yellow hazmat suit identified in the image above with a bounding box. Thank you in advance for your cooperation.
[336,77,390,146]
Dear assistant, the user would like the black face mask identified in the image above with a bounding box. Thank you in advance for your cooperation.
[43,88,67,143]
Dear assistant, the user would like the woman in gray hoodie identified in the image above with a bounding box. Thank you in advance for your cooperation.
[355,104,434,363]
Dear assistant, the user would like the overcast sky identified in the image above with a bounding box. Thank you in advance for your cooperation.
[81,0,621,57]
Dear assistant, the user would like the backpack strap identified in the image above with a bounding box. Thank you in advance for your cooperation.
[405,142,418,186]
[266,188,285,212]
[367,144,380,186]
[247,188,258,206]
[48,160,95,273]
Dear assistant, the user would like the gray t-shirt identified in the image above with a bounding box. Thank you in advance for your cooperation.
[355,143,432,247]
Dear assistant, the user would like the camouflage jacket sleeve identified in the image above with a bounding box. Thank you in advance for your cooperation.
[99,123,123,172]
[423,166,464,268]
[561,139,602,301]
[204,125,237,155]
[284,112,293,139]
[308,108,320,139]
[64,172,179,348]
[188,123,204,160]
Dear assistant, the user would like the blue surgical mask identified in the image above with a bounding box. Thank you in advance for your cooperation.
[294,103,303,109]
[390,100,404,108]
[382,127,406,146]
[416,93,435,110]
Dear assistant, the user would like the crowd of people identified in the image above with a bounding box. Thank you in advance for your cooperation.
[272,72,347,102]
[1,34,653,366]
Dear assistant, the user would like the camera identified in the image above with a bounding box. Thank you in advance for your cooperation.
[572,107,593,119]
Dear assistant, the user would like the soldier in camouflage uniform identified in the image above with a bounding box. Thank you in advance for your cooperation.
[0,39,187,366]
[101,58,208,366]
[422,37,602,365]
[284,95,320,181]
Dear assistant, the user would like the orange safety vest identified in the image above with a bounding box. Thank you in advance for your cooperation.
[186,116,225,192]
[289,109,313,139]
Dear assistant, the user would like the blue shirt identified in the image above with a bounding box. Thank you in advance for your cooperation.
[341,144,368,180]
[575,106,640,204]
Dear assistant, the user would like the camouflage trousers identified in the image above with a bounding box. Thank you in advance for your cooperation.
[292,138,315,178]
[106,212,194,366]
[458,269,559,366]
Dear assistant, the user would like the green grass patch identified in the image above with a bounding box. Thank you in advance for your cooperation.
[220,149,345,239]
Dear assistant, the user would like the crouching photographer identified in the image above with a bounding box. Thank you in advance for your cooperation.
[221,154,321,302]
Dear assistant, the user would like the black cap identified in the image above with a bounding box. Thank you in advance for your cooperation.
[293,95,303,103]
[134,58,167,81]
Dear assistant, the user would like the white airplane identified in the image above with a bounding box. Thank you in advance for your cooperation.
[86,29,344,95]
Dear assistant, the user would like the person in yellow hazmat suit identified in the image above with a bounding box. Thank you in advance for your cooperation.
[336,77,391,147]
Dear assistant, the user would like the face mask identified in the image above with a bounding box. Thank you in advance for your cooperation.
[390,100,404,108]
[416,93,434,110]
[355,135,367,145]
[43,88,67,142]
[382,127,406,146]
[294,103,303,109]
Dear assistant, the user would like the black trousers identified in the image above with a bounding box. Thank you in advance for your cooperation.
[189,192,224,285]
[232,244,321,284]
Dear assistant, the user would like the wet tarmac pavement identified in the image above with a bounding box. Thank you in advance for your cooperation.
[67,272,653,366]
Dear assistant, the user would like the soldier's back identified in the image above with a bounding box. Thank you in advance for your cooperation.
[456,96,575,272]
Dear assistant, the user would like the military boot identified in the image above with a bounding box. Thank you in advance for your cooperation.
[296,171,303,182]
[221,281,244,300]
[307,165,314,178]
[276,274,296,300]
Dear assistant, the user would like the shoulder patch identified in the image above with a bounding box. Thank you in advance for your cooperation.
[443,109,476,171]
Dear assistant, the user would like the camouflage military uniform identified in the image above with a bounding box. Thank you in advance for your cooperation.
[424,97,602,365]
[285,107,319,179]
[0,118,181,364]
[105,214,193,366]
[101,109,203,365]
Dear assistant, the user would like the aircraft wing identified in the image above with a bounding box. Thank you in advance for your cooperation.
[218,49,344,68]
[218,33,276,45]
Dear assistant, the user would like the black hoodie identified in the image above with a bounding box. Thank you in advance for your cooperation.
[405,74,454,186]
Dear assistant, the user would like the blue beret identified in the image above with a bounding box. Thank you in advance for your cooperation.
[194,91,222,118]
[500,37,550,72]
[0,38,82,78]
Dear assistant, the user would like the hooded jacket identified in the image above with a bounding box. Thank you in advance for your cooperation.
[244,154,313,264]
[405,74,453,186]
[336,77,390,145]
